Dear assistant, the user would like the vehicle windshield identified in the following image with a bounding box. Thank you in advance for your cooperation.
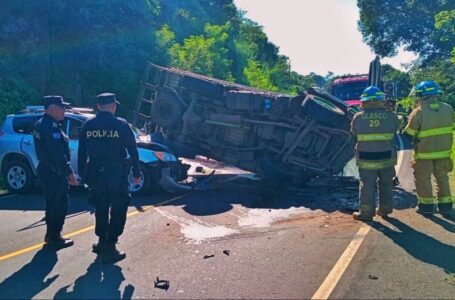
[331,81,368,101]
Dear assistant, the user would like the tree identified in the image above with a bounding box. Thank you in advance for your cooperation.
[435,9,455,63]
[409,59,455,107]
[169,23,233,80]
[381,64,412,99]
[358,0,455,61]
[243,60,278,92]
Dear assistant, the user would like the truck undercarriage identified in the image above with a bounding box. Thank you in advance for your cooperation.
[133,63,357,184]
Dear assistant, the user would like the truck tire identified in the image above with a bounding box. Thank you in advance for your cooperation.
[151,93,183,129]
[2,160,34,193]
[301,94,346,127]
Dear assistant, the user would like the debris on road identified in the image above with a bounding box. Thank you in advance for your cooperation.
[445,274,455,285]
[154,277,170,291]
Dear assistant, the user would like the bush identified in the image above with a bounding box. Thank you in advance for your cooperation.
[0,60,39,122]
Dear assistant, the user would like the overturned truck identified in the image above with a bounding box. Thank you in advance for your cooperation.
[132,63,356,184]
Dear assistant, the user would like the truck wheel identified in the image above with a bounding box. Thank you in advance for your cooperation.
[301,94,346,127]
[2,160,34,193]
[151,93,183,129]
[128,164,151,196]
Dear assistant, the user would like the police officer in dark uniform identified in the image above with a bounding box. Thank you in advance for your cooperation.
[78,93,141,263]
[33,95,78,250]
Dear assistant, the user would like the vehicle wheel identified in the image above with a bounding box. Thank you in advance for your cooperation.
[151,92,184,129]
[2,160,34,193]
[301,94,346,127]
[128,163,151,196]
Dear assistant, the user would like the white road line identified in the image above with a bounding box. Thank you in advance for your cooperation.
[311,223,372,300]
[311,134,406,300]
[396,134,405,173]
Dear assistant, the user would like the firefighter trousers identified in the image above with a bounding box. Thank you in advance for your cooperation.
[359,166,396,217]
[412,158,453,213]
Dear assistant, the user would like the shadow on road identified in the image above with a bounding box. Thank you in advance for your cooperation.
[54,257,134,300]
[381,217,455,274]
[428,215,455,233]
[1,172,419,220]
[0,248,58,299]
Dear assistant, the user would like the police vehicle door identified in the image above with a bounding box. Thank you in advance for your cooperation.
[66,117,83,175]
[17,115,41,171]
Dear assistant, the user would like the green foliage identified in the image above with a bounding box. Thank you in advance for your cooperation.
[243,61,279,92]
[435,10,455,63]
[381,64,412,99]
[169,23,233,80]
[358,0,455,61]
[0,60,39,123]
[0,0,326,120]
[409,59,455,107]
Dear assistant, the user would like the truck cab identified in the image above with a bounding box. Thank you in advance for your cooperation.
[328,75,369,107]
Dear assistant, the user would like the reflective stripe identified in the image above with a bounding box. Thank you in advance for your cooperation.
[357,133,394,142]
[417,196,434,204]
[414,150,452,160]
[416,126,453,138]
[404,127,417,136]
[357,159,396,170]
[437,196,453,204]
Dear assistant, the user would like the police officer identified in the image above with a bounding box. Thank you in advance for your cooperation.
[404,81,453,217]
[78,93,141,263]
[33,95,78,250]
[351,86,400,221]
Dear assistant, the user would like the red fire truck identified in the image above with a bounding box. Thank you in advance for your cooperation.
[329,75,369,107]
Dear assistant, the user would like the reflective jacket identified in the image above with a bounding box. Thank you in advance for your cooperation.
[404,100,453,160]
[351,108,400,170]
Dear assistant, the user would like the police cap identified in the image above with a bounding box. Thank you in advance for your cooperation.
[97,93,120,105]
[43,95,71,109]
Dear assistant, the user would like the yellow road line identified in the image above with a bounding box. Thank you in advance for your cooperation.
[311,223,372,300]
[0,192,192,263]
[311,135,406,299]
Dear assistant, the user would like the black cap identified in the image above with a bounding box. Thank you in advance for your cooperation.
[43,95,71,109]
[97,93,120,105]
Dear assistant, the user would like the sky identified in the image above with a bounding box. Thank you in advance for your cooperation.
[234,0,417,76]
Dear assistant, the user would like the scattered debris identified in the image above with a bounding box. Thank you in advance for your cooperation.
[154,277,170,291]
[445,274,455,285]
[368,275,379,280]
[223,250,230,256]
[203,254,215,259]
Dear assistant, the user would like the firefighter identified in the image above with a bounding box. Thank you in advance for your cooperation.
[351,86,400,221]
[404,81,454,217]
[78,93,141,263]
[33,96,79,250]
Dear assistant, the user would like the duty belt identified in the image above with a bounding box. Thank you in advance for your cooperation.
[90,160,127,167]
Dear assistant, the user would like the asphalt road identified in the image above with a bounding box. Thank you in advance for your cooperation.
[0,143,454,299]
